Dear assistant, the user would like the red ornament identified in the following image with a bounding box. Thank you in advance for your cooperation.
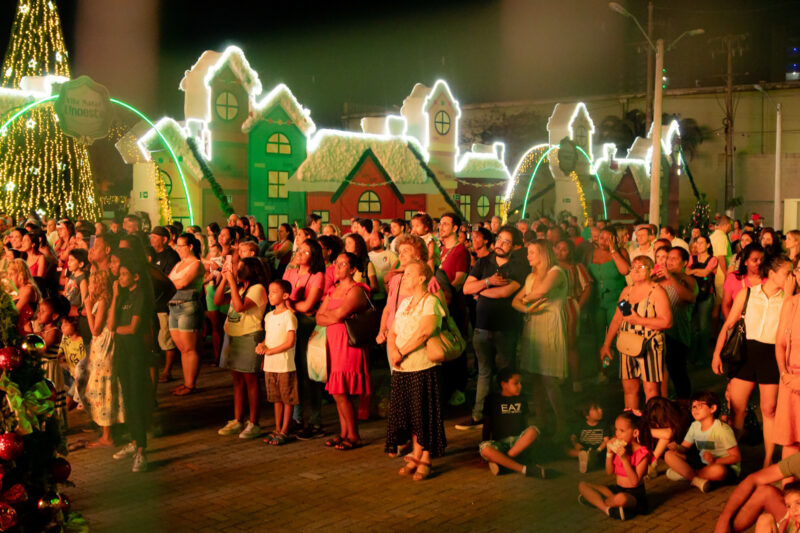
[0,434,23,462]
[0,502,17,531]
[43,380,56,403]
[0,349,21,373]
[51,457,71,483]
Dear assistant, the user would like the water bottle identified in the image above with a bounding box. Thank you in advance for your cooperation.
[602,355,612,368]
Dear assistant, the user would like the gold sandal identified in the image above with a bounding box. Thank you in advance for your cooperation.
[413,462,431,481]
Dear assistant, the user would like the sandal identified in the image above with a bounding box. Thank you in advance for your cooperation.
[268,433,291,446]
[172,386,196,396]
[86,440,113,449]
[335,438,363,451]
[325,436,344,448]
[158,374,173,383]
[413,462,431,481]
[399,457,418,476]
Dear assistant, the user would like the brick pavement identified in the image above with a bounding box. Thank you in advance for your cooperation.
[65,360,758,533]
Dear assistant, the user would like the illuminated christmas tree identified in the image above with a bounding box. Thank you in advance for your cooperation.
[0,0,100,221]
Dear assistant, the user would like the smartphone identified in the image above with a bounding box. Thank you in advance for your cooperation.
[618,299,632,316]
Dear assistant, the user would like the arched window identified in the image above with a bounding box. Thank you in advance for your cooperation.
[266,133,291,155]
[476,195,490,217]
[434,110,451,135]
[358,190,381,213]
[574,124,588,148]
[215,91,239,121]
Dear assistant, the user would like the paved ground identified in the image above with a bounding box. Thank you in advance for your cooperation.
[65,353,759,533]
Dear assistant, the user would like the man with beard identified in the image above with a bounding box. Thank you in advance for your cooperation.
[457,226,527,430]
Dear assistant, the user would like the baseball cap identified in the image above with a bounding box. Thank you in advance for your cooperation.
[151,226,170,239]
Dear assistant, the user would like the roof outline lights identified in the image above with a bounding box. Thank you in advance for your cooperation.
[422,79,461,161]
[305,128,429,161]
[246,83,316,137]
[184,118,211,160]
[201,45,263,123]
[566,102,595,161]
[591,142,649,174]
[454,141,509,175]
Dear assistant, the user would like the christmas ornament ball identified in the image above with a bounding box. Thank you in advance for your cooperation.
[37,491,60,513]
[0,348,22,372]
[0,433,23,462]
[51,457,71,483]
[19,334,45,357]
[0,502,18,531]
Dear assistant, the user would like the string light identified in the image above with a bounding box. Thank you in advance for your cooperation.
[0,0,100,221]
[568,170,589,222]
[153,164,172,224]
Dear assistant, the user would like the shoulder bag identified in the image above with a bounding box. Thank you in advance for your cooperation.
[615,285,655,358]
[720,287,750,377]
[344,287,380,347]
[426,295,466,363]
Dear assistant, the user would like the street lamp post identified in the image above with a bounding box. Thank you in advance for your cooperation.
[754,84,783,230]
[609,2,703,226]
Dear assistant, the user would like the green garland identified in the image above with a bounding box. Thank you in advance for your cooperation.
[0,287,19,349]
[185,137,234,217]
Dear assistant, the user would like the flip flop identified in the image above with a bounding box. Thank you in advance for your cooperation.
[172,386,196,396]
[158,374,173,383]
[335,438,363,451]
[86,440,113,449]
[325,436,344,447]
[268,433,291,446]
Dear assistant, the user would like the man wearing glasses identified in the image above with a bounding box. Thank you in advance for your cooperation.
[456,226,527,430]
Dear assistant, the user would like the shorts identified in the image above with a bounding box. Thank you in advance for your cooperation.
[731,339,779,385]
[168,300,204,332]
[619,335,665,383]
[265,371,299,405]
[157,313,176,351]
[479,426,539,455]
[607,483,648,516]
[686,450,741,479]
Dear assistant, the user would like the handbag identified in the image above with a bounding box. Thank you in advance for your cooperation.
[614,285,655,358]
[426,301,466,363]
[344,288,380,347]
[306,325,328,383]
[720,287,750,377]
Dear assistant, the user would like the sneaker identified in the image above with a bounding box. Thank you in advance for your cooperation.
[238,422,261,439]
[665,468,686,482]
[525,464,547,479]
[295,425,322,441]
[691,476,711,493]
[448,390,466,407]
[578,450,589,474]
[607,506,626,521]
[647,461,660,479]
[454,417,483,430]
[132,450,147,472]
[488,462,500,476]
[112,442,136,460]
[217,419,243,436]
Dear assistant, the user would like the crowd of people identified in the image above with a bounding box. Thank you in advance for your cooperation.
[3,207,800,529]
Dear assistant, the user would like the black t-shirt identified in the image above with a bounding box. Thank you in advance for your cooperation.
[150,266,176,314]
[574,420,609,448]
[115,286,145,335]
[482,393,529,441]
[469,251,528,331]
[152,247,180,276]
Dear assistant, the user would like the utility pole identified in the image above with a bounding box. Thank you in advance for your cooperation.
[710,34,747,215]
[650,39,664,226]
[645,0,654,131]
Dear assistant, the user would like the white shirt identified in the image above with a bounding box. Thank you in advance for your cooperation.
[392,293,444,372]
[683,419,740,475]
[743,284,785,344]
[262,309,297,373]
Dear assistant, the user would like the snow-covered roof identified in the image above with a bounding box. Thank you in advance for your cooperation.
[135,118,205,182]
[294,130,432,185]
[547,102,594,145]
[203,46,262,97]
[242,83,315,136]
[422,80,461,117]
[455,143,509,180]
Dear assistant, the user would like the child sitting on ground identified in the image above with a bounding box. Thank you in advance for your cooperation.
[664,390,741,493]
[755,481,800,533]
[478,367,546,478]
[568,401,609,473]
[578,411,651,521]
[256,280,298,446]
[57,316,87,410]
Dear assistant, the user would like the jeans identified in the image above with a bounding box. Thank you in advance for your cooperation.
[472,328,518,421]
[692,297,714,365]
[292,314,322,427]
[665,336,692,399]
[114,334,152,448]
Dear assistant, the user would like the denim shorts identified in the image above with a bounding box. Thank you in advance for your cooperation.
[168,300,204,332]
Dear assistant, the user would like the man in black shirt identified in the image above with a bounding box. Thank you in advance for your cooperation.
[149,226,178,382]
[456,226,528,430]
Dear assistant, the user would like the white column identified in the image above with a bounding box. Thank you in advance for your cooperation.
[649,39,664,226]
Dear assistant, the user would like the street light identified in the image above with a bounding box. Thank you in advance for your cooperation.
[609,2,703,226]
[754,84,783,230]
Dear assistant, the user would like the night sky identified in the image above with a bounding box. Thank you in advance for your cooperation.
[1,0,799,127]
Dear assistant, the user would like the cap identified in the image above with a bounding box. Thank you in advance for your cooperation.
[150,226,170,239]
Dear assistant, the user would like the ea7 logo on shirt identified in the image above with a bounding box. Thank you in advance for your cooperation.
[501,402,522,414]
